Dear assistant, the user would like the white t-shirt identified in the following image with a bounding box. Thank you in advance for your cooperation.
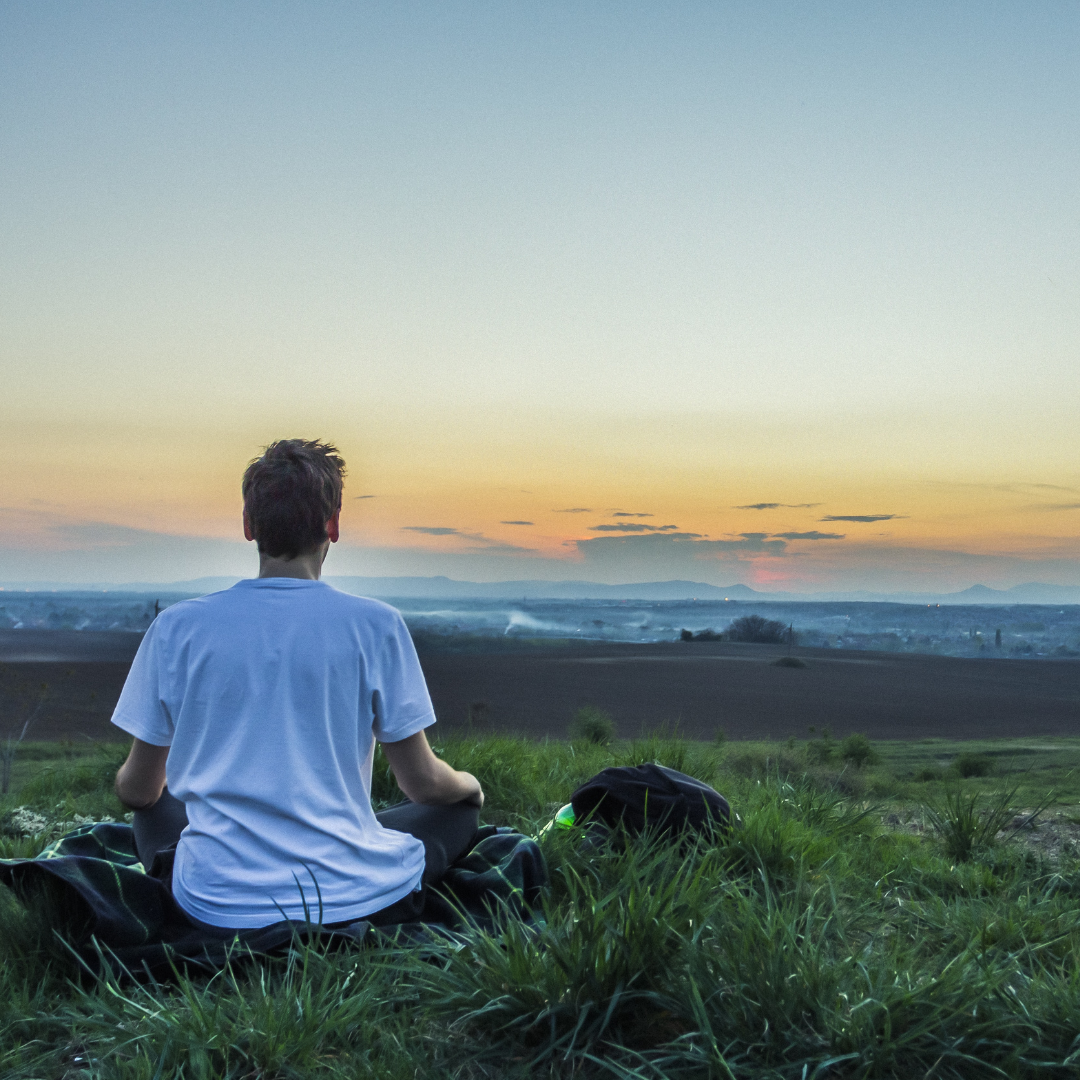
[111,578,435,928]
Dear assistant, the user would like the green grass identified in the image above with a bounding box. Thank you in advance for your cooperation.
[3,733,1080,1077]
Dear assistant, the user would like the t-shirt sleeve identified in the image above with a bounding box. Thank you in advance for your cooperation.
[372,612,437,743]
[110,619,175,746]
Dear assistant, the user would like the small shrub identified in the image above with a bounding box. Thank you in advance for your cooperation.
[806,729,835,765]
[466,700,490,727]
[772,656,807,668]
[839,733,879,769]
[571,706,615,746]
[953,752,994,778]
[727,615,787,644]
[914,766,944,782]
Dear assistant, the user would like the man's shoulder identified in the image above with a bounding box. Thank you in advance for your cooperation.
[162,579,253,609]
[155,592,219,623]
[319,586,403,623]
[145,590,234,641]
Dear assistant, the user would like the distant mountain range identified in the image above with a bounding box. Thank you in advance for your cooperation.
[329,578,1080,605]
[5,576,1080,605]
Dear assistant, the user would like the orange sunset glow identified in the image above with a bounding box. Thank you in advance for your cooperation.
[2,5,1078,593]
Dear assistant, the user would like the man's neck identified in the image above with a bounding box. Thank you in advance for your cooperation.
[257,543,329,581]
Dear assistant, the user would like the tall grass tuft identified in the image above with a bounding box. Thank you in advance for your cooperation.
[922,781,1052,862]
[66,940,418,1079]
[418,831,727,1070]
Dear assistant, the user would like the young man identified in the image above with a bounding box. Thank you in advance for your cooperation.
[112,439,483,931]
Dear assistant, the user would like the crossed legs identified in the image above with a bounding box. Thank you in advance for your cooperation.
[132,790,480,924]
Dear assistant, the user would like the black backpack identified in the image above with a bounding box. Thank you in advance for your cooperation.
[570,763,732,837]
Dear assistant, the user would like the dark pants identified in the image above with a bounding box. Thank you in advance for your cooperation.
[133,790,480,930]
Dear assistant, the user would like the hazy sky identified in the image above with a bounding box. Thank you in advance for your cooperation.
[2,2,1078,590]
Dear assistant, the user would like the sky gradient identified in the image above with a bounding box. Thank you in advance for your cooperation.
[2,2,1078,590]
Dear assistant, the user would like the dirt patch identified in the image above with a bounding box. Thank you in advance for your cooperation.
[1006,812,1080,863]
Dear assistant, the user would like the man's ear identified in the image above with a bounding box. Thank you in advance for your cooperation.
[327,508,340,544]
[243,508,255,542]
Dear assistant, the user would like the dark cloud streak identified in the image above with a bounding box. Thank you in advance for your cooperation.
[737,502,821,510]
[773,531,845,540]
[402,525,536,554]
[820,514,902,523]
[589,523,680,533]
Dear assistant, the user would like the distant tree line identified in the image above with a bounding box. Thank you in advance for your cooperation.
[681,615,791,645]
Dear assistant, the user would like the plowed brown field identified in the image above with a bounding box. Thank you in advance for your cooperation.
[2,631,1078,743]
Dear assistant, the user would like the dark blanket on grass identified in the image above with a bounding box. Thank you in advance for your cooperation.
[0,822,547,979]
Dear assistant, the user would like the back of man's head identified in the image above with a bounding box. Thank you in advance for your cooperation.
[242,439,346,559]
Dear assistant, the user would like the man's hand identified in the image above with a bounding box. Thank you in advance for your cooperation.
[381,731,484,808]
[115,738,170,809]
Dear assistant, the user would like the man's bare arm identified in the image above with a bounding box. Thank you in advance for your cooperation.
[380,730,484,807]
[115,738,170,809]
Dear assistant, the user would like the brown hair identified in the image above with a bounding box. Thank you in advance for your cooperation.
[241,439,346,559]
